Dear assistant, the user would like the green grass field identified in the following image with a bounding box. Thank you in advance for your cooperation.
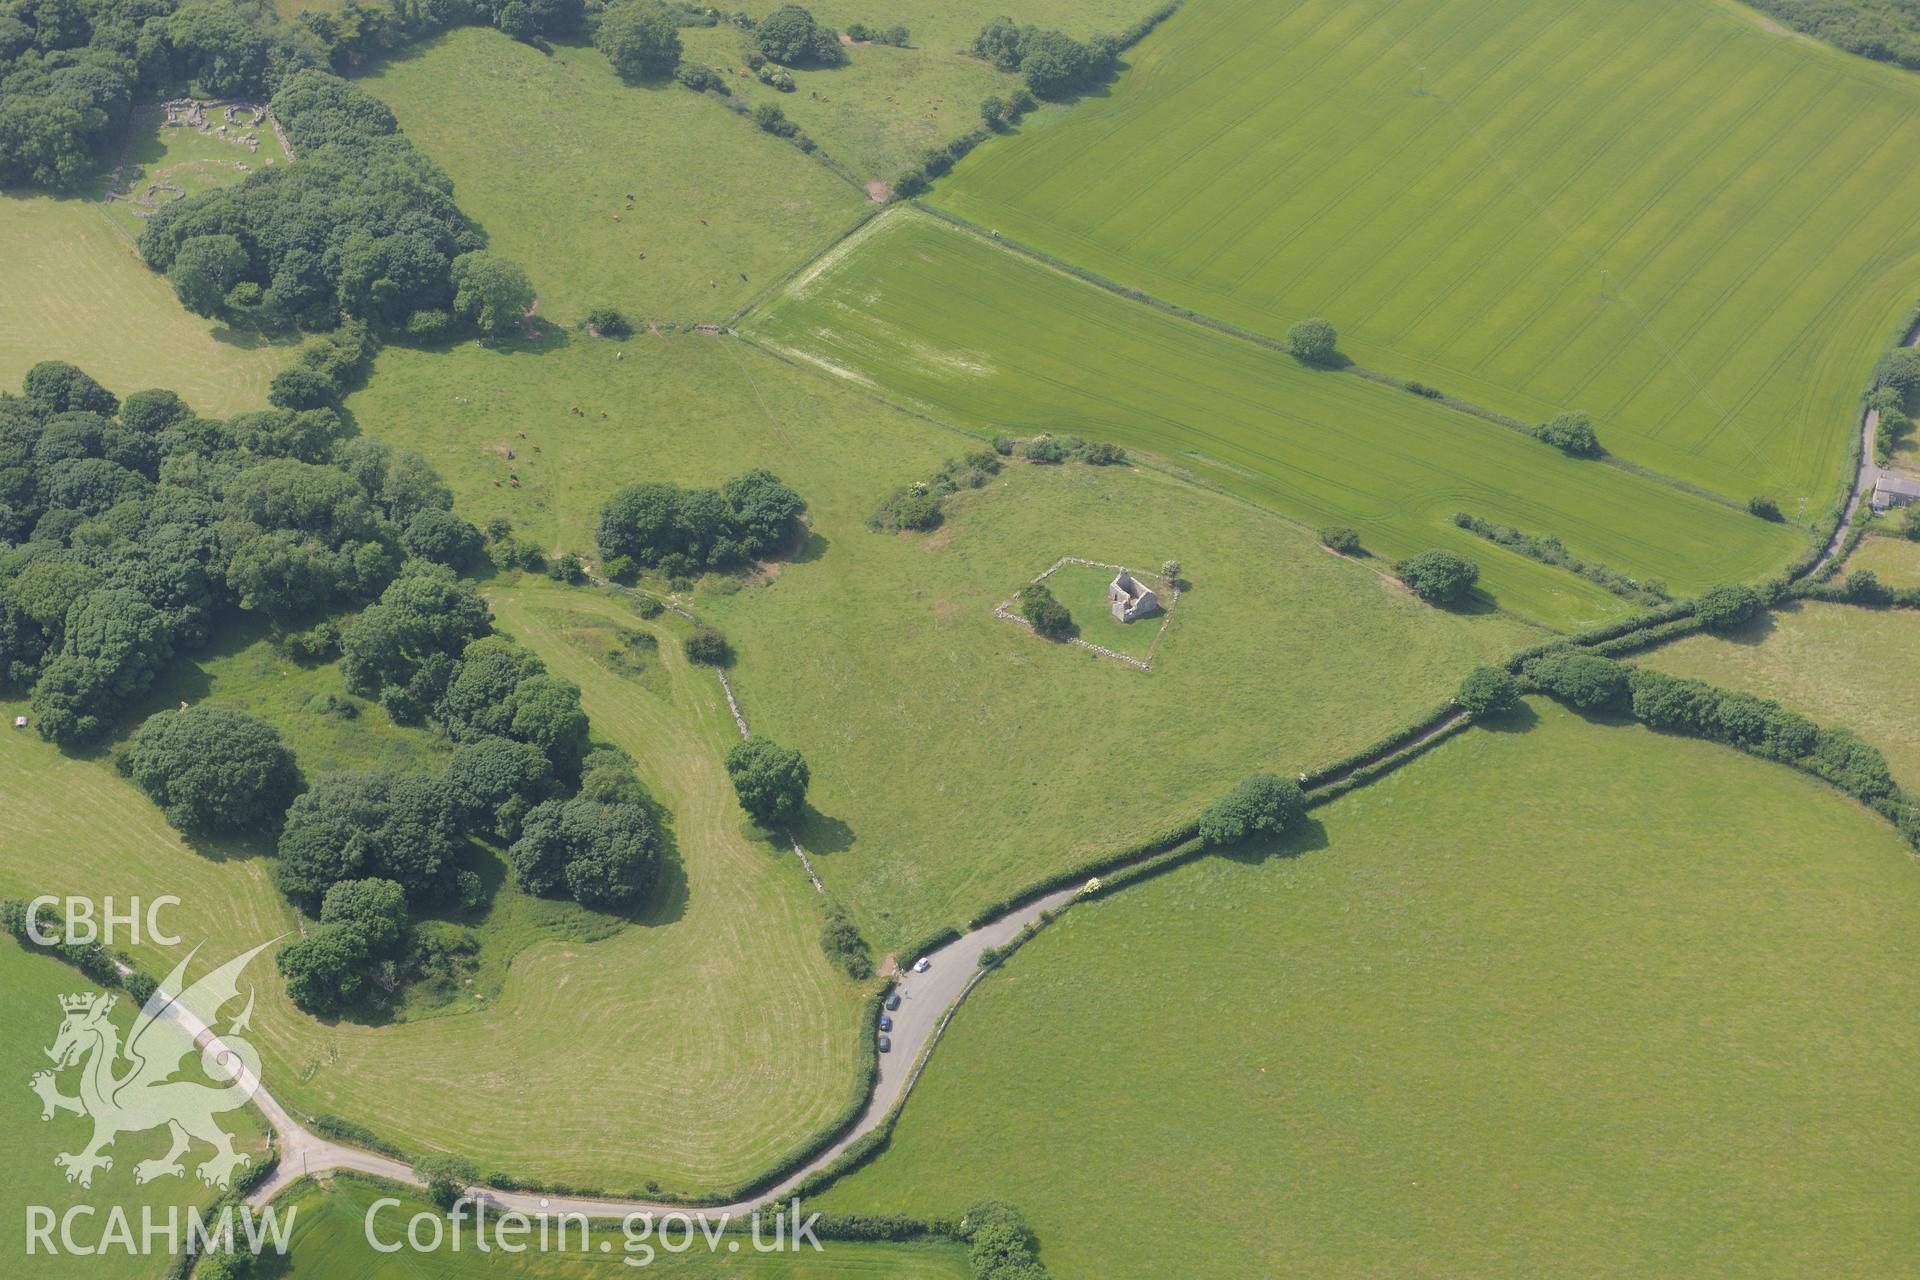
[276,1177,972,1277]
[740,209,1804,628]
[931,0,1920,505]
[0,193,295,415]
[0,578,869,1195]
[346,332,1538,950]
[1849,530,1920,587]
[1028,560,1170,661]
[0,943,271,1280]
[360,28,869,326]
[100,104,290,240]
[677,0,1149,186]
[818,700,1920,1277]
[1643,599,1920,793]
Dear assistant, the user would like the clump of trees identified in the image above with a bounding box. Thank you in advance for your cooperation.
[0,0,592,194]
[127,706,302,836]
[595,0,683,79]
[1018,583,1074,639]
[0,364,654,1018]
[1743,0,1920,71]
[1692,582,1764,632]
[820,906,871,978]
[972,18,1116,99]
[1318,525,1361,555]
[449,252,535,337]
[755,4,844,65]
[0,362,464,746]
[274,770,466,908]
[510,794,659,908]
[844,21,908,46]
[1747,495,1782,521]
[868,451,1002,533]
[752,100,800,137]
[1534,410,1600,457]
[723,736,810,827]
[960,1200,1054,1279]
[268,322,379,411]
[1198,772,1306,848]
[595,470,806,576]
[277,875,411,1016]
[1394,549,1479,604]
[0,0,312,190]
[1455,666,1520,720]
[683,625,732,666]
[140,72,533,342]
[1285,317,1338,364]
[1872,385,1910,466]
[585,307,633,340]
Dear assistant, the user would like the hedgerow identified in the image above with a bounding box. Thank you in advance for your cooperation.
[1452,512,1668,604]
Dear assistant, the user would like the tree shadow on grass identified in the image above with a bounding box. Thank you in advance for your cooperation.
[612,801,690,930]
[179,826,279,865]
[1436,587,1503,617]
[787,527,830,565]
[1723,606,1783,646]
[209,325,303,352]
[1477,700,1541,734]
[797,807,853,855]
[1216,815,1331,868]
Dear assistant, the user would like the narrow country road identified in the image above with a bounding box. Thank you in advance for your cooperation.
[220,320,1917,1229]
[242,880,1084,1215]
[1813,318,1920,574]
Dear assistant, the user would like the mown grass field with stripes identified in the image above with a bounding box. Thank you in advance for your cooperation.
[0,580,868,1196]
[932,0,1920,505]
[820,701,1920,1277]
[740,209,1803,628]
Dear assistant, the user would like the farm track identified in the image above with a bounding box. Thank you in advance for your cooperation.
[138,0,1920,1230]
[1813,316,1920,574]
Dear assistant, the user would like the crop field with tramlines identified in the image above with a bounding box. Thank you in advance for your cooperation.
[741,209,1803,628]
[933,0,1920,504]
[4,0,1919,1273]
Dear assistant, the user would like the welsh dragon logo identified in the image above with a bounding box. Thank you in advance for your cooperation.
[30,941,275,1190]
